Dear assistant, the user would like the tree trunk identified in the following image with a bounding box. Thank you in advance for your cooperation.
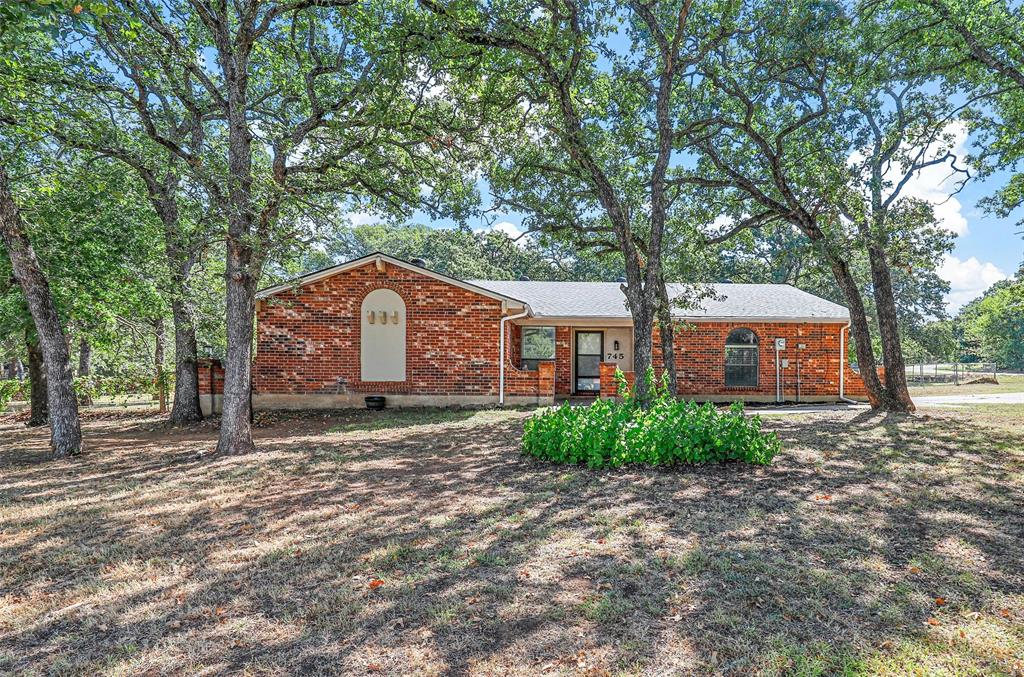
[826,256,886,406]
[865,243,915,412]
[26,336,47,426]
[623,281,658,407]
[78,337,91,376]
[77,338,93,406]
[0,165,82,457]
[169,299,203,423]
[215,45,260,456]
[154,317,167,413]
[215,239,258,455]
[656,279,678,396]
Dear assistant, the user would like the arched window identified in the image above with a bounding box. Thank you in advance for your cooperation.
[361,289,406,381]
[725,328,758,387]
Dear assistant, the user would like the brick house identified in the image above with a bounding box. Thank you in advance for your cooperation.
[245,252,869,411]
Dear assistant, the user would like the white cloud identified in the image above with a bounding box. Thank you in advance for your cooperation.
[476,220,524,238]
[850,122,970,236]
[344,211,379,227]
[937,253,1007,311]
[475,220,530,248]
[897,122,970,236]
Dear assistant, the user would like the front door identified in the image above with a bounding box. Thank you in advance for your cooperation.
[575,331,603,394]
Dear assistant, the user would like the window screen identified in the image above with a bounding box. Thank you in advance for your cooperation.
[725,328,759,387]
[521,326,556,371]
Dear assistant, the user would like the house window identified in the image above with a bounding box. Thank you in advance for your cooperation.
[521,326,555,371]
[725,327,758,387]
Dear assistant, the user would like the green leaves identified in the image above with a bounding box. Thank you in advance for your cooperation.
[522,377,781,468]
[958,277,1024,369]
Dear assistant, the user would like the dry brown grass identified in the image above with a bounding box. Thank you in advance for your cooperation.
[1,405,1023,676]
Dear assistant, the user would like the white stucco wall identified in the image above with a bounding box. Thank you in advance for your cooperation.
[603,328,633,372]
[360,288,406,381]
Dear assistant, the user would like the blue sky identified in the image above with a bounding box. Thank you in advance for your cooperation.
[939,162,1022,310]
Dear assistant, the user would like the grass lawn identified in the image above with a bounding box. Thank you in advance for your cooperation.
[1,405,1022,676]
[908,374,1024,398]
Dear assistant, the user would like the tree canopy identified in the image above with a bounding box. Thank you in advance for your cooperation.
[1,0,1021,453]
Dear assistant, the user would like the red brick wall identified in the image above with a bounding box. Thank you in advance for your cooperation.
[503,360,555,398]
[255,262,860,402]
[671,322,847,397]
[555,326,572,395]
[509,324,522,367]
[842,365,879,399]
[609,322,860,400]
[600,362,634,399]
[255,261,511,396]
[197,359,224,395]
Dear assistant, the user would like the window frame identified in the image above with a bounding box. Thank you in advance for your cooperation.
[724,328,759,388]
[520,326,556,371]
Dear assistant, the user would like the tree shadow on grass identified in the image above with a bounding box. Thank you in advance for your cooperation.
[1,408,1022,675]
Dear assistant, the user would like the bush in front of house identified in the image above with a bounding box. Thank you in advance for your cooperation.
[522,370,780,468]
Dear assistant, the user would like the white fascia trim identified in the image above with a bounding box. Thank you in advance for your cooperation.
[673,315,852,323]
[256,252,532,311]
[519,315,851,324]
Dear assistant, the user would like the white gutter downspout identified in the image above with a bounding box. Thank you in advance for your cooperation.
[499,307,530,406]
[839,321,858,404]
[775,342,781,403]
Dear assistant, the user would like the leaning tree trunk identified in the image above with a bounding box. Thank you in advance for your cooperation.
[26,336,47,426]
[0,166,82,457]
[797,214,895,410]
[77,338,93,406]
[865,243,915,412]
[827,256,886,407]
[168,299,203,423]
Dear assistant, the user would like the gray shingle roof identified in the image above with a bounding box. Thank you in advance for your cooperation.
[466,280,850,321]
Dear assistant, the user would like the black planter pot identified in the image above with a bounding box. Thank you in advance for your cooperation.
[365,396,386,410]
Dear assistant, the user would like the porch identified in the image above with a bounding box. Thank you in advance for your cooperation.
[508,321,634,398]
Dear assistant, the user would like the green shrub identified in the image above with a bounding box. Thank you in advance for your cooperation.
[522,369,780,468]
[0,380,24,412]
[73,369,167,405]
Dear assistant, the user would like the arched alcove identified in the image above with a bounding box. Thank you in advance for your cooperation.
[360,288,406,381]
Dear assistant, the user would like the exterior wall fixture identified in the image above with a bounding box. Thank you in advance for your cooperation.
[367,309,401,325]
